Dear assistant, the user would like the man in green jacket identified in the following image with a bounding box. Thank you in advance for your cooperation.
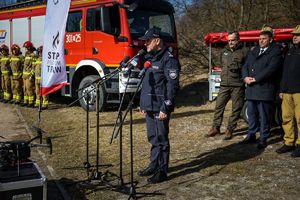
[206,31,248,140]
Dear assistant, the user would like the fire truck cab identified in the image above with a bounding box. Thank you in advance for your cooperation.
[0,0,178,111]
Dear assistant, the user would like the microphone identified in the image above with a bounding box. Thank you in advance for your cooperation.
[122,49,146,75]
[126,49,146,70]
[119,56,130,69]
[138,61,152,78]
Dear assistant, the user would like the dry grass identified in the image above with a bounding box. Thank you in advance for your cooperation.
[17,77,300,200]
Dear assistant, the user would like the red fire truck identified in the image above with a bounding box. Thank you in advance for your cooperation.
[204,28,294,123]
[0,0,178,111]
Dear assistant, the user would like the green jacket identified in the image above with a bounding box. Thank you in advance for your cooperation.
[220,44,248,87]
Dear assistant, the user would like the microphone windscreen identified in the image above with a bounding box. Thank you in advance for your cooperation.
[144,61,152,68]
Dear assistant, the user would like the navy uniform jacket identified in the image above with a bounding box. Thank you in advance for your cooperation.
[242,43,283,101]
[140,47,180,113]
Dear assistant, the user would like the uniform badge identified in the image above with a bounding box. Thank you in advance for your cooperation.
[164,100,172,106]
[169,70,178,79]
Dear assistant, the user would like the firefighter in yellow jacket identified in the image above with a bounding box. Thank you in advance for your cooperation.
[0,44,12,103]
[22,41,36,107]
[34,46,49,109]
[10,44,24,104]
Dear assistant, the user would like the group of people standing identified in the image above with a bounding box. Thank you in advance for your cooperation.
[206,25,300,157]
[0,41,48,109]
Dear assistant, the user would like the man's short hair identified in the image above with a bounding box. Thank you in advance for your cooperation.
[228,31,240,40]
[260,26,273,38]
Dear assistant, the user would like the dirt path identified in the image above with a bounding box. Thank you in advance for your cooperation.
[0,103,29,140]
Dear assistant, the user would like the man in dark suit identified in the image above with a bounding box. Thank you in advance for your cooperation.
[241,26,283,149]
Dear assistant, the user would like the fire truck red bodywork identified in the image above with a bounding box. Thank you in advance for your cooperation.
[0,0,177,110]
[204,28,294,45]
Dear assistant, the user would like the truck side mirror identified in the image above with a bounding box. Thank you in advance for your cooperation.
[120,3,138,12]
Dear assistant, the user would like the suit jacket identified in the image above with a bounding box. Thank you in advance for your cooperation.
[242,43,283,101]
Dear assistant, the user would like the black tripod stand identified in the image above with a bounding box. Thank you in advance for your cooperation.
[67,69,122,176]
[83,93,91,171]
[110,70,163,199]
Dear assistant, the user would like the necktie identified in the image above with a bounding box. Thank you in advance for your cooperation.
[259,48,264,55]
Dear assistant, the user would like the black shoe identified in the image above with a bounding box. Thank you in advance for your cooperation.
[291,145,300,157]
[276,145,295,154]
[21,102,28,107]
[27,103,34,108]
[147,171,167,184]
[257,140,267,149]
[239,136,256,144]
[138,166,157,177]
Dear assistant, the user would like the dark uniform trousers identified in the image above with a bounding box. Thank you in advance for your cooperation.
[213,86,245,130]
[247,100,273,141]
[146,111,170,174]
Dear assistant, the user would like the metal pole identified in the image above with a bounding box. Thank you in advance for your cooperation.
[94,82,101,179]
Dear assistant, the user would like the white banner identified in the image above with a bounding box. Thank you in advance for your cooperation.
[41,0,71,96]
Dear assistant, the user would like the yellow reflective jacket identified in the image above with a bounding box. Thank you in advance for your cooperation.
[0,55,11,77]
[10,55,24,80]
[23,51,37,79]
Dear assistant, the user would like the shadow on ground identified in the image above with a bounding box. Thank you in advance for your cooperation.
[48,173,164,200]
[47,178,87,200]
[167,132,283,182]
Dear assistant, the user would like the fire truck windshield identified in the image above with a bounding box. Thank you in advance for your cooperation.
[127,10,175,42]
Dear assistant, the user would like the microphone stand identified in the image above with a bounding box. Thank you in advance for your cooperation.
[83,92,91,173]
[109,69,132,144]
[112,70,163,199]
[66,71,118,178]
[94,80,101,179]
[111,68,135,193]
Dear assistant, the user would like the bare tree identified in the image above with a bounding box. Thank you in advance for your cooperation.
[173,0,299,78]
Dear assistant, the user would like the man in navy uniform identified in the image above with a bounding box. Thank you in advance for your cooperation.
[241,26,282,149]
[138,27,180,183]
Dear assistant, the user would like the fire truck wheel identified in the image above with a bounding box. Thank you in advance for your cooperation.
[78,75,106,112]
[241,101,249,123]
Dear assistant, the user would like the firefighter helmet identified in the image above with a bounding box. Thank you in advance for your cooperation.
[23,41,34,50]
[11,44,21,54]
[0,44,9,53]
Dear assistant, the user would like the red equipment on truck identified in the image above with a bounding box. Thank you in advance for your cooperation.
[0,0,178,111]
